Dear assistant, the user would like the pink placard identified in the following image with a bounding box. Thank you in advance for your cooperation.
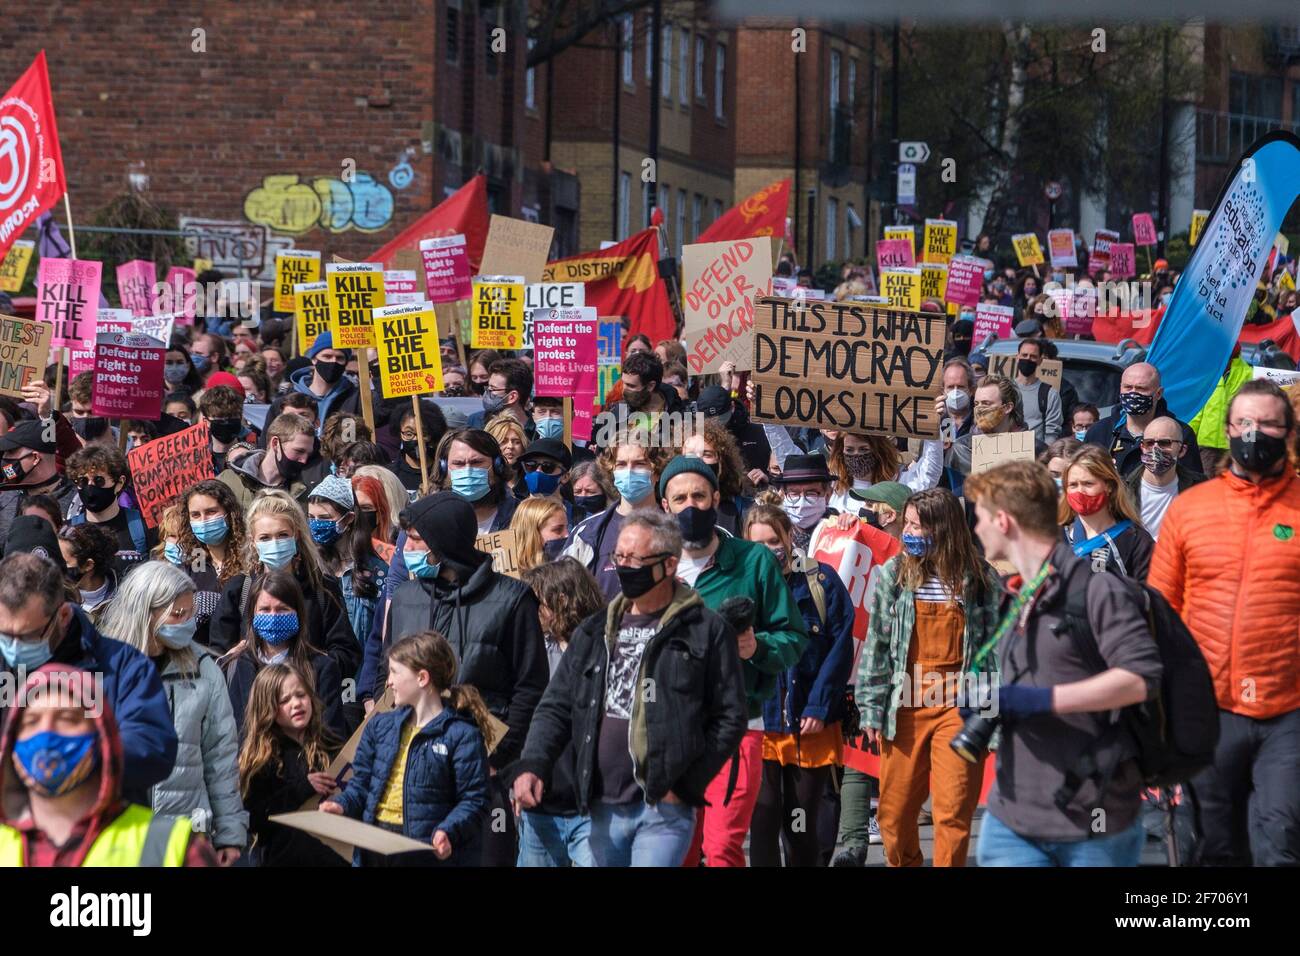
[420,235,472,303]
[972,302,1014,345]
[70,308,134,377]
[1132,212,1157,247]
[1089,229,1119,275]
[1109,243,1136,279]
[91,331,165,420]
[943,255,989,307]
[35,258,101,350]
[875,239,915,271]
[1047,229,1078,268]
[534,307,599,397]
[1068,286,1097,336]
[117,260,158,317]
[164,266,197,325]
[571,391,597,443]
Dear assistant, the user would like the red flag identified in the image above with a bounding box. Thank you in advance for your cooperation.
[368,174,489,271]
[695,178,791,245]
[542,227,674,345]
[0,52,67,260]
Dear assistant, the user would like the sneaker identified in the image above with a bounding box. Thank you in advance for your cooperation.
[868,817,883,844]
[917,808,933,826]
[830,845,867,867]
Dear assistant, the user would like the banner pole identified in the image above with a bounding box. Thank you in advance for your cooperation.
[563,397,572,448]
[411,396,430,495]
[54,193,79,415]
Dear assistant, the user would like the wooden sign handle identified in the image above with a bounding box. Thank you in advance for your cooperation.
[411,395,429,495]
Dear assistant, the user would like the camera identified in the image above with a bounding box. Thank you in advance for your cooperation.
[718,596,755,635]
[950,710,999,763]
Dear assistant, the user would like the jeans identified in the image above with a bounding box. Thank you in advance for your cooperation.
[977,811,1145,867]
[516,811,594,867]
[588,799,698,867]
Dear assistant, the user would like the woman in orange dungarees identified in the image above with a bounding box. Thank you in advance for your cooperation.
[857,489,1002,866]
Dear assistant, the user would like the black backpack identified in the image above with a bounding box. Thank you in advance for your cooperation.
[1053,561,1219,810]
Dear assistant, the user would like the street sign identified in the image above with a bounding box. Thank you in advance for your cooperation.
[897,163,917,205]
[1044,180,1063,201]
[899,141,930,164]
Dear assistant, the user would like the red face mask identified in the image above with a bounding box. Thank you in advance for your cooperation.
[1067,489,1108,517]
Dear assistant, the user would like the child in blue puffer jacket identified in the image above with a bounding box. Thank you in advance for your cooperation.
[321,631,491,866]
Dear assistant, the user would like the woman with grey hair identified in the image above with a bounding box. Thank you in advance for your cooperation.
[99,560,248,864]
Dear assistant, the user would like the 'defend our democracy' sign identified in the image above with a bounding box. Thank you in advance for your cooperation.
[750,296,945,440]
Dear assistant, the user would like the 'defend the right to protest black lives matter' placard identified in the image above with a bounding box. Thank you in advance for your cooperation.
[750,296,945,440]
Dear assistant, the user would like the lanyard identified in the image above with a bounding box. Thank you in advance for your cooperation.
[1071,519,1131,558]
[970,558,1054,671]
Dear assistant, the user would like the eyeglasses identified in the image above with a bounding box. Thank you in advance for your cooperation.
[2,610,58,645]
[783,492,825,504]
[485,385,511,397]
[1138,438,1183,451]
[611,550,671,569]
[521,460,564,476]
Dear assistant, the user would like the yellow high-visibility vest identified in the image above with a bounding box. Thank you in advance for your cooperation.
[0,804,191,867]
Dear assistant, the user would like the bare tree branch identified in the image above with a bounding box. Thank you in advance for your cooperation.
[527,0,653,68]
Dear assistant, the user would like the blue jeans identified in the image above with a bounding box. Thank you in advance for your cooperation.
[977,811,1145,867]
[588,799,697,867]
[516,811,594,867]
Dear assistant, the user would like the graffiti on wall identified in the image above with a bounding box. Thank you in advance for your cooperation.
[243,172,395,236]
[179,217,295,281]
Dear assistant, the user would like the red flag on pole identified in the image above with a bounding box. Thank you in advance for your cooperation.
[368,174,490,271]
[0,51,67,260]
[695,178,792,245]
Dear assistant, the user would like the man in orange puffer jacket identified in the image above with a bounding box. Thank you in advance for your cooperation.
[1149,379,1300,866]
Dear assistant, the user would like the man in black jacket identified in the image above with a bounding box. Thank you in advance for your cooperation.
[1084,362,1202,478]
[382,491,549,865]
[510,510,747,867]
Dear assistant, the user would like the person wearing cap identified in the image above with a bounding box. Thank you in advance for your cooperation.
[0,418,80,545]
[307,474,388,650]
[769,453,839,552]
[518,438,573,515]
[696,384,772,478]
[844,481,911,539]
[0,552,179,805]
[380,491,548,866]
[265,330,360,433]
[657,456,807,867]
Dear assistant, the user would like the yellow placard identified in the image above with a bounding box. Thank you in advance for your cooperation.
[919,263,948,303]
[471,278,525,350]
[880,268,922,311]
[326,262,386,349]
[884,225,914,259]
[1279,270,1295,292]
[922,219,957,265]
[1276,233,1290,257]
[373,302,443,398]
[0,240,35,293]
[1011,233,1044,267]
[275,250,321,313]
[193,258,213,275]
[1189,209,1209,248]
[294,281,330,354]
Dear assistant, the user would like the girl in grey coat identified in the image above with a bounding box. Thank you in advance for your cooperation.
[100,560,248,863]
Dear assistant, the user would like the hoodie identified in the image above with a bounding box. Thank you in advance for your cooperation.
[269,363,361,428]
[215,448,308,509]
[0,664,215,867]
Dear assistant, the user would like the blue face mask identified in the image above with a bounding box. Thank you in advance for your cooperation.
[450,466,491,502]
[524,470,561,496]
[403,548,441,580]
[191,354,210,373]
[1160,292,1172,307]
[309,517,344,546]
[613,467,653,503]
[164,541,185,566]
[983,269,995,281]
[900,532,933,557]
[0,632,53,670]
[1074,429,1088,442]
[253,611,299,646]
[535,417,564,441]
[256,538,298,570]
[14,730,100,797]
[156,617,197,650]
[190,514,229,546]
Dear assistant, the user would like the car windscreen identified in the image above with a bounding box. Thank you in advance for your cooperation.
[1062,359,1121,411]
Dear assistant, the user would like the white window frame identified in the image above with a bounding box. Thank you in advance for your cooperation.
[830,50,841,111]
[661,24,673,98]
[695,37,706,100]
[679,29,690,106]
[621,15,634,86]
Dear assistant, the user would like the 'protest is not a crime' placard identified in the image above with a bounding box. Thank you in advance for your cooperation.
[128,421,215,528]
[0,314,53,398]
[750,297,945,439]
[373,302,443,398]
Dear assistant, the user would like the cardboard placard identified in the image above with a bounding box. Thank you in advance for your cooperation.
[373,302,442,398]
[470,276,525,350]
[1189,209,1209,248]
[944,255,988,308]
[163,266,197,325]
[883,225,914,258]
[876,238,915,271]
[326,261,386,349]
[750,297,945,440]
[274,250,321,313]
[0,240,35,293]
[91,331,165,421]
[989,354,1062,390]
[972,302,1014,343]
[127,421,215,528]
[116,259,157,317]
[970,430,1036,475]
[1252,365,1300,387]
[1047,229,1077,268]
[269,811,434,856]
[880,268,922,310]
[681,237,773,374]
[1108,242,1136,279]
[36,258,101,351]
[922,219,957,264]
[1132,212,1158,247]
[533,307,598,397]
[475,530,520,577]
[419,234,473,304]
[1011,233,1044,267]
[294,281,330,354]
[919,263,947,304]
[0,314,53,398]
[478,215,554,284]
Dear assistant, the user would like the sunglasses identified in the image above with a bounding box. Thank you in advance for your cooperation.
[521,460,564,476]
[1138,438,1182,451]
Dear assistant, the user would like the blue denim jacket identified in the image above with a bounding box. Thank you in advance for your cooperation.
[340,553,389,647]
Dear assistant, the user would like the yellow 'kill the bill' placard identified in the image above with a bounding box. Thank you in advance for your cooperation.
[373,302,443,398]
[275,250,321,313]
[471,275,525,350]
[294,281,330,354]
[326,262,386,349]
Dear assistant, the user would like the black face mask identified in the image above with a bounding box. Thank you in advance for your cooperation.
[79,482,119,514]
[442,383,466,397]
[615,558,666,600]
[542,538,566,560]
[468,379,487,396]
[401,439,421,461]
[1017,358,1039,378]
[71,416,108,440]
[355,508,377,537]
[208,418,242,444]
[274,444,305,483]
[315,359,346,385]
[1230,431,1289,474]
[676,505,718,546]
[0,452,35,487]
[573,493,607,519]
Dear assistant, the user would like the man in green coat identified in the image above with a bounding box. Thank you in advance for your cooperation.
[1188,351,1253,475]
[658,455,807,866]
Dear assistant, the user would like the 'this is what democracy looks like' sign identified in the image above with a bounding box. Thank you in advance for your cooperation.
[750,297,945,440]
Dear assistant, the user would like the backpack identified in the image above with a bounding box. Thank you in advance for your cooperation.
[1053,561,1219,810]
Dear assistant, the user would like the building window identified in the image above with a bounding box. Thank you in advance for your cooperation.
[621,15,634,86]
[692,194,703,240]
[826,197,838,262]
[619,172,631,240]
[659,184,669,223]
[1230,71,1282,118]
[695,37,706,100]
[848,58,857,112]
[713,198,723,222]
[677,189,687,252]
[643,180,651,228]
[525,38,537,110]
[679,29,690,106]
[484,3,499,76]
[645,13,653,82]
[446,1,460,64]
[661,24,673,98]
[715,45,726,120]
[830,50,841,111]
[846,203,861,259]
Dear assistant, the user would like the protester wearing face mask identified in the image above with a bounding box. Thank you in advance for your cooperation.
[165,347,207,397]
[467,358,535,436]
[530,396,567,444]
[467,350,503,396]
[563,431,672,600]
[437,428,519,534]
[1069,403,1099,443]
[0,420,78,542]
[308,474,388,651]
[949,374,1048,476]
[616,350,683,418]
[175,479,250,647]
[1012,339,1062,444]
[199,384,247,474]
[567,461,614,525]
[937,358,977,496]
[265,332,360,434]
[218,412,314,510]
[696,385,772,479]
[657,457,808,868]
[58,524,119,620]
[769,454,837,551]
[849,481,911,539]
[510,497,569,572]
[517,439,573,514]
[858,489,1002,867]
[0,551,178,803]
[1149,380,1300,866]
[65,444,153,566]
[98,561,248,865]
[827,431,942,516]
[64,372,113,443]
[1084,362,1202,478]
[221,570,347,741]
[682,422,753,534]
[1059,445,1154,581]
[209,491,360,696]
[387,403,448,495]
[742,504,855,868]
[1121,417,1206,540]
[165,393,197,427]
